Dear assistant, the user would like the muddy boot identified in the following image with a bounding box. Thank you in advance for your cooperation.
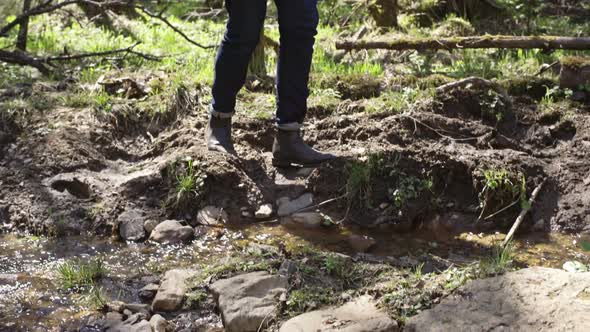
[272,130,336,167]
[206,115,236,155]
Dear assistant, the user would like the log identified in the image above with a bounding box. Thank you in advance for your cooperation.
[336,36,590,51]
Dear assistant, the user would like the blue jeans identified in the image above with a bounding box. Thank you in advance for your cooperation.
[211,0,319,130]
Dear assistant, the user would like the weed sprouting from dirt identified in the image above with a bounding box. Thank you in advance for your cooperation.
[56,258,107,291]
[478,169,525,220]
[344,154,384,209]
[166,157,207,209]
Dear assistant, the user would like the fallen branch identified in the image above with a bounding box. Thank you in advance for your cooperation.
[502,180,546,247]
[0,43,161,75]
[45,42,162,62]
[137,5,215,50]
[336,36,590,51]
[0,0,127,37]
[0,50,50,74]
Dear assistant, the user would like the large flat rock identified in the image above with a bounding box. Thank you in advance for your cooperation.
[280,295,398,332]
[405,267,590,332]
[210,271,287,332]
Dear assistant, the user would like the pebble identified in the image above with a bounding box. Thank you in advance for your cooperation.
[255,204,273,219]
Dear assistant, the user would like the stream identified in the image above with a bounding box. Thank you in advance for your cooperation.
[1,224,590,331]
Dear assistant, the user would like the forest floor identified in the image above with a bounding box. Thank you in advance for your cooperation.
[1,1,590,331]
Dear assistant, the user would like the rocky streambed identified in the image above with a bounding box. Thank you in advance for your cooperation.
[2,75,590,331]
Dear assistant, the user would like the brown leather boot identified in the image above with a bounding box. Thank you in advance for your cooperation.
[206,115,236,155]
[272,130,336,167]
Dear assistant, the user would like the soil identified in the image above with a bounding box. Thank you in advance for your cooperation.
[1,78,589,237]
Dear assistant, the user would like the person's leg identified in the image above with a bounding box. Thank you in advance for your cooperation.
[272,0,335,167]
[207,0,266,154]
[274,0,318,129]
[211,0,267,116]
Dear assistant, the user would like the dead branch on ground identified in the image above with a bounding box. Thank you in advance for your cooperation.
[502,180,546,247]
[336,36,590,51]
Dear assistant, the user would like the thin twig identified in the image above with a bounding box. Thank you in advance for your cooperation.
[137,5,215,50]
[503,180,546,247]
[483,197,521,220]
[292,194,348,214]
[45,42,161,62]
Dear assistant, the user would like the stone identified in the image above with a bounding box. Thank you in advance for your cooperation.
[152,269,192,312]
[196,206,229,227]
[123,303,151,315]
[277,193,313,216]
[118,209,145,241]
[279,295,398,332]
[149,314,168,332]
[0,273,19,285]
[129,320,152,332]
[281,212,323,228]
[210,271,288,332]
[149,220,193,244]
[105,312,124,323]
[144,219,159,234]
[347,234,376,253]
[405,267,590,331]
[255,204,273,219]
[139,283,160,301]
[279,259,297,279]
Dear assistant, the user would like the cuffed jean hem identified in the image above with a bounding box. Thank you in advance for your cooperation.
[277,122,302,131]
[210,108,234,119]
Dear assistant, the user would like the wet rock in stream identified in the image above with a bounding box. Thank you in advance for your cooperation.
[149,220,193,244]
[152,269,192,312]
[196,206,229,227]
[210,271,288,332]
[118,209,146,242]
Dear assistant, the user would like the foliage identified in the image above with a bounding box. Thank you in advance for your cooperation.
[167,157,207,208]
[56,258,107,291]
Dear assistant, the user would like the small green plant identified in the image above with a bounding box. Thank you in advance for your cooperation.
[81,285,108,309]
[57,258,107,291]
[478,169,525,220]
[169,157,207,208]
[479,242,514,276]
[391,175,433,208]
[186,289,208,308]
[94,91,113,113]
[344,154,383,209]
[286,287,335,317]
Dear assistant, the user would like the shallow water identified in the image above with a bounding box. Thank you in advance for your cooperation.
[1,225,589,331]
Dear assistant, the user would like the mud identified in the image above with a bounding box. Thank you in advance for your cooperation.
[1,79,590,236]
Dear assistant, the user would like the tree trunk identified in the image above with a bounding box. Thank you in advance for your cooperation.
[336,36,590,51]
[16,0,32,51]
[248,28,267,78]
[369,0,398,28]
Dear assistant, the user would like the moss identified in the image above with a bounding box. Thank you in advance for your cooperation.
[312,73,382,100]
[389,74,453,90]
[434,16,475,37]
[561,56,590,69]
[499,77,556,100]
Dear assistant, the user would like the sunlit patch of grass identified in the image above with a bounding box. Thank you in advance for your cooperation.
[56,258,107,291]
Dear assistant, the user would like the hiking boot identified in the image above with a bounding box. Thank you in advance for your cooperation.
[272,129,336,167]
[206,115,236,155]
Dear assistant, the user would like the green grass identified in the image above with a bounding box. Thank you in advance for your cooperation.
[480,242,515,276]
[56,258,107,291]
[168,158,207,208]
